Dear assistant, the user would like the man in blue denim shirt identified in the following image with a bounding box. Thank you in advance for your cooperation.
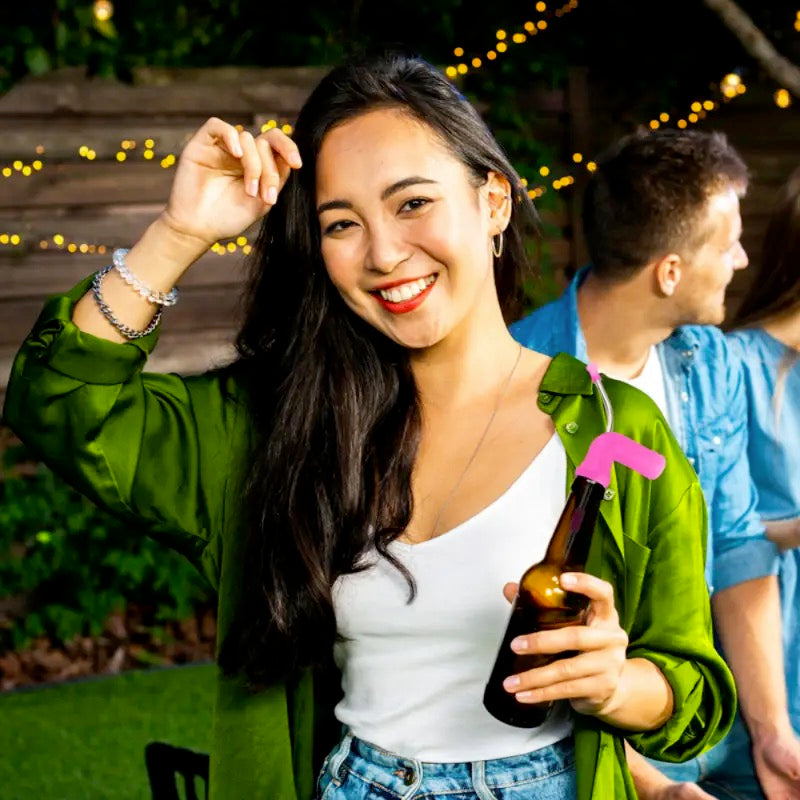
[512,130,791,799]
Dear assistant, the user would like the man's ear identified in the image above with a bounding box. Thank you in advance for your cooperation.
[653,253,683,297]
[485,171,513,234]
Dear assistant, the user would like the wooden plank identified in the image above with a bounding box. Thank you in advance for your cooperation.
[0,67,327,118]
[0,163,175,209]
[0,284,243,348]
[0,250,249,299]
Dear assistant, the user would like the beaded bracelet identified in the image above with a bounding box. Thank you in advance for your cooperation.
[92,265,163,340]
[112,248,179,306]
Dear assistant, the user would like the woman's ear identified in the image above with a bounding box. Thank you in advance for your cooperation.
[485,171,513,234]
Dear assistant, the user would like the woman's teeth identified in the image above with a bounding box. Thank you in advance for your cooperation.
[378,275,436,303]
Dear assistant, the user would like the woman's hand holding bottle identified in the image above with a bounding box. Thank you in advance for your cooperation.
[500,573,630,718]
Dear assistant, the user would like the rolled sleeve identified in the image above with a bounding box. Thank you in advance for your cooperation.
[709,342,778,592]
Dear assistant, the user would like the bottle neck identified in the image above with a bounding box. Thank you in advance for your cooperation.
[544,475,606,568]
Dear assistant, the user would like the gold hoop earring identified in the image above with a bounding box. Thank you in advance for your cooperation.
[492,232,504,258]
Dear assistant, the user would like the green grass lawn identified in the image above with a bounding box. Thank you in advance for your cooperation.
[0,663,215,800]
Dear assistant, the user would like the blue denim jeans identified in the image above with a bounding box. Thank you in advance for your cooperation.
[315,732,576,799]
[649,713,763,800]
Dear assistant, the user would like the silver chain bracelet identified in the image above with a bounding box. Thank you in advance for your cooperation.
[112,248,179,306]
[92,265,163,340]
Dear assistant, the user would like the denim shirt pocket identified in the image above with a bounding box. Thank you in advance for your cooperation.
[620,533,651,632]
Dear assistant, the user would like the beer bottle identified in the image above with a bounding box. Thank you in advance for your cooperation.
[483,431,665,728]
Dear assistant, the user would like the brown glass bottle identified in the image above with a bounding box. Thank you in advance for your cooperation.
[483,476,606,727]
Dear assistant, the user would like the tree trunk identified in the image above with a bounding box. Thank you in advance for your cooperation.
[703,0,800,97]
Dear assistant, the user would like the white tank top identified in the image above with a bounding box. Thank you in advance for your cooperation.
[332,433,572,762]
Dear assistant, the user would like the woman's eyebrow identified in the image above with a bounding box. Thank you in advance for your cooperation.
[317,177,437,215]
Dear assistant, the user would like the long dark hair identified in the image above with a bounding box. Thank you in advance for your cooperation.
[731,167,800,426]
[732,166,800,329]
[217,52,540,688]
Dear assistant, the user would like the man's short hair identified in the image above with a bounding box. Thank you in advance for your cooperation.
[582,128,748,281]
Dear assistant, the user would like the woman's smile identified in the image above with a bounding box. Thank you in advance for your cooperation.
[371,273,438,313]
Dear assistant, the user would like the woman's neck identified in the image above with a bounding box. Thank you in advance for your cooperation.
[762,308,800,350]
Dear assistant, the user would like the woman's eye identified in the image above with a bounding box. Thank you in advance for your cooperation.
[400,197,431,213]
[323,219,356,235]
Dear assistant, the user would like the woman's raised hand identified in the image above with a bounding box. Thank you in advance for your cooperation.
[160,117,302,247]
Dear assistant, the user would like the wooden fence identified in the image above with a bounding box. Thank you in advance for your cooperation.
[0,65,797,403]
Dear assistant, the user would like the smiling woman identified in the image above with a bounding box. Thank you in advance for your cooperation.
[3,52,734,800]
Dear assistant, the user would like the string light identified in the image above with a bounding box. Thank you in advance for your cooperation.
[445,0,580,79]
[775,88,792,108]
[795,10,800,31]
[93,0,113,22]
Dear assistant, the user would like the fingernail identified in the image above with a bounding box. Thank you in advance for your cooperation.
[561,573,577,587]
[292,154,303,168]
[516,691,534,701]
[233,143,244,158]
[267,186,278,204]
[503,675,520,690]
[247,179,259,198]
[510,637,527,652]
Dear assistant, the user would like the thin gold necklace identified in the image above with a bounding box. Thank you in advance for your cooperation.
[427,342,524,539]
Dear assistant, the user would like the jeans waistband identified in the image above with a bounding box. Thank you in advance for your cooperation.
[324,733,575,797]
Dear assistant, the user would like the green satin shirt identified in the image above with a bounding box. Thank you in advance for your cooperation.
[3,277,736,800]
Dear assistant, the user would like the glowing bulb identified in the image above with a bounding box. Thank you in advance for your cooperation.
[281,124,293,134]
[446,66,457,78]
[536,1,546,9]
[454,47,464,57]
[524,21,535,32]
[688,113,699,123]
[659,112,670,122]
[721,73,741,90]
[39,240,48,249]
[677,119,687,129]
[690,101,702,112]
[226,242,236,253]
[12,160,22,170]
[775,89,792,108]
[33,160,43,170]
[79,146,88,157]
[53,234,65,246]
[35,145,45,154]
[236,236,248,246]
[0,234,8,244]
[487,51,497,60]
[497,42,508,52]
[586,161,597,172]
[649,120,660,129]
[2,168,11,177]
[79,243,89,253]
[537,20,548,30]
[98,245,107,254]
[22,166,32,176]
[496,30,507,40]
[702,100,715,110]
[86,150,96,160]
[539,166,550,177]
[471,57,482,68]
[145,138,155,148]
[512,33,526,43]
[116,152,126,162]
[144,150,154,160]
[243,245,252,255]
[572,152,583,163]
[93,0,113,22]
[67,243,77,253]
[457,63,468,75]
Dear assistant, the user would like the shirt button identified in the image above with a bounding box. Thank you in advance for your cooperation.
[688,456,696,466]
[539,392,553,404]
[565,421,579,434]
[684,350,693,358]
[402,767,416,786]
[680,392,689,403]
[712,435,721,446]
[604,488,615,501]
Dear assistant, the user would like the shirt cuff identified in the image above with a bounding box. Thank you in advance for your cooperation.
[30,275,161,386]
[713,538,780,593]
